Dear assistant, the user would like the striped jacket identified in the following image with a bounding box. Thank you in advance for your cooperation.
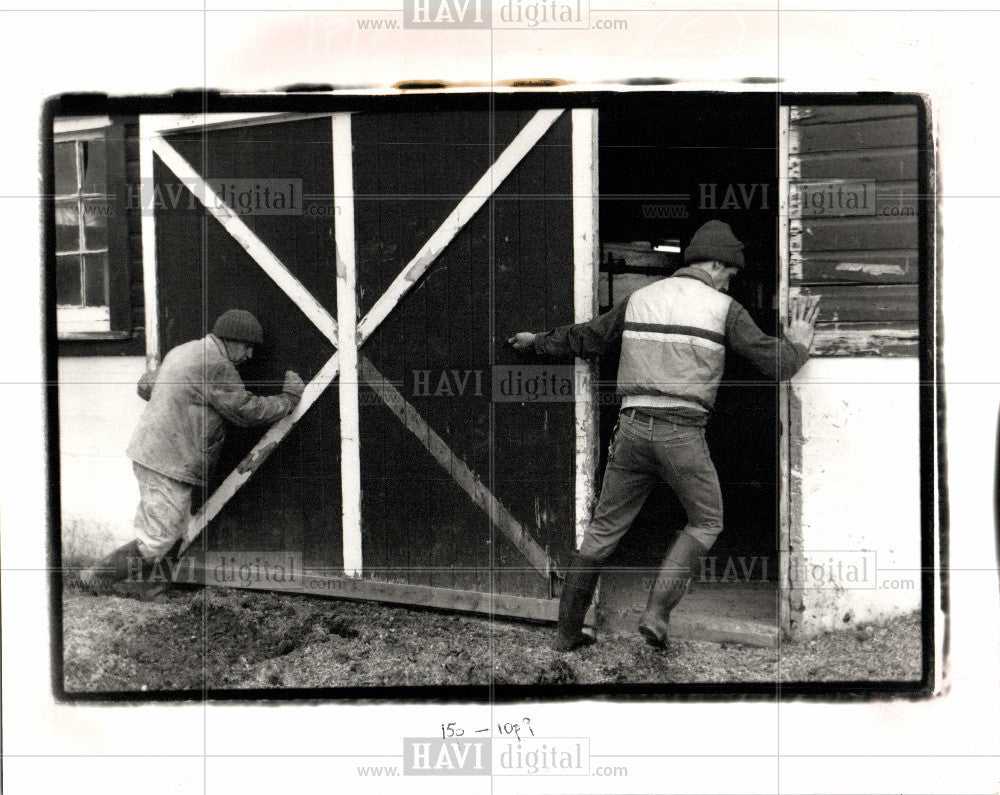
[533,267,808,422]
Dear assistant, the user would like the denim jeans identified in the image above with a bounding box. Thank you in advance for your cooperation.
[577,409,724,560]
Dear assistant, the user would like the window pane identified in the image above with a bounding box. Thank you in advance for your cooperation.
[55,200,80,252]
[56,254,82,305]
[82,198,108,249]
[83,253,109,307]
[54,142,78,195]
[80,138,107,195]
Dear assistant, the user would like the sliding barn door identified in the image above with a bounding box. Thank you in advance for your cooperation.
[143,108,599,616]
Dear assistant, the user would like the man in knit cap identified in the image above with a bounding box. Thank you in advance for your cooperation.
[509,220,820,651]
[80,309,306,600]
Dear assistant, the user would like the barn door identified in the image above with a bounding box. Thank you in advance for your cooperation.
[347,107,599,603]
[142,108,599,619]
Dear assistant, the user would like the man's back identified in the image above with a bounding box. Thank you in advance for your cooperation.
[127,336,233,485]
[617,274,734,419]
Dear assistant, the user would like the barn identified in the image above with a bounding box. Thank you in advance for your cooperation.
[52,87,934,645]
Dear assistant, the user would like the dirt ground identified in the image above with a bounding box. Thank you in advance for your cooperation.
[61,582,923,693]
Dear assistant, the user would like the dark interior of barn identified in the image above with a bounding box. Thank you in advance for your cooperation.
[594,93,780,632]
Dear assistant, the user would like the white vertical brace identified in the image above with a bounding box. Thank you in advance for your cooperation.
[777,104,792,635]
[138,117,160,369]
[572,109,600,549]
[333,114,363,579]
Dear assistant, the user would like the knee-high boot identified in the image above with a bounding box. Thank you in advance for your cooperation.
[138,539,183,602]
[638,531,708,649]
[552,552,602,652]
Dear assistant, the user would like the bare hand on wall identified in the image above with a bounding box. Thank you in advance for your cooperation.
[785,295,821,350]
[507,332,538,351]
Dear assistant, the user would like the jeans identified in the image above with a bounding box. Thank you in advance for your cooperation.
[577,409,724,560]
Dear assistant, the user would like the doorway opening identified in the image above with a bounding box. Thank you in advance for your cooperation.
[593,93,781,644]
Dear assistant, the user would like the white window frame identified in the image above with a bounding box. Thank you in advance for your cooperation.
[53,118,115,337]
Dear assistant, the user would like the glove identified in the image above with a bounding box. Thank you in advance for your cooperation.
[282,370,305,398]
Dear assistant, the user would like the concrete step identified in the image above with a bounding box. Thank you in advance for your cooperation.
[596,570,781,647]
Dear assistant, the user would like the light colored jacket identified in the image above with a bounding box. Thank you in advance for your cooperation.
[127,334,295,485]
[617,274,733,417]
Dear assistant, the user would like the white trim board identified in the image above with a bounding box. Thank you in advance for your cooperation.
[332,113,363,579]
[571,108,600,550]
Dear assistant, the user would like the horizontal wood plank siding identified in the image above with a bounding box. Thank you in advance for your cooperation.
[793,284,918,323]
[791,250,918,284]
[788,103,923,356]
[790,104,918,125]
[809,321,919,356]
[794,149,918,182]
[793,115,918,154]
[794,217,918,252]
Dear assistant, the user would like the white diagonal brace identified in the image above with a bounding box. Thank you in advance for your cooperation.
[150,134,340,346]
[356,108,564,344]
[359,356,553,580]
[178,352,342,556]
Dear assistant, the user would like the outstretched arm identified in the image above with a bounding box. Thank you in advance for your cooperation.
[508,300,629,359]
[206,365,303,428]
[727,295,820,380]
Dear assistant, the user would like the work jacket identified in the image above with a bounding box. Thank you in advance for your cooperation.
[127,334,296,485]
[533,266,809,424]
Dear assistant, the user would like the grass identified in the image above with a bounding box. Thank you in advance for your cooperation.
[61,517,124,573]
[61,582,923,693]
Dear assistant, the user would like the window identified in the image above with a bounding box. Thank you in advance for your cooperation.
[55,132,111,332]
[53,117,132,340]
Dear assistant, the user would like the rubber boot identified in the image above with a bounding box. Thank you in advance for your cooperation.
[552,553,602,652]
[137,540,182,603]
[638,532,709,650]
[79,540,144,594]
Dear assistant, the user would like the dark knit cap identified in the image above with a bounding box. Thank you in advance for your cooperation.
[683,220,745,269]
[212,309,263,345]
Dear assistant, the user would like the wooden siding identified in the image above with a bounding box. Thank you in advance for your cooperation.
[788,103,922,356]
